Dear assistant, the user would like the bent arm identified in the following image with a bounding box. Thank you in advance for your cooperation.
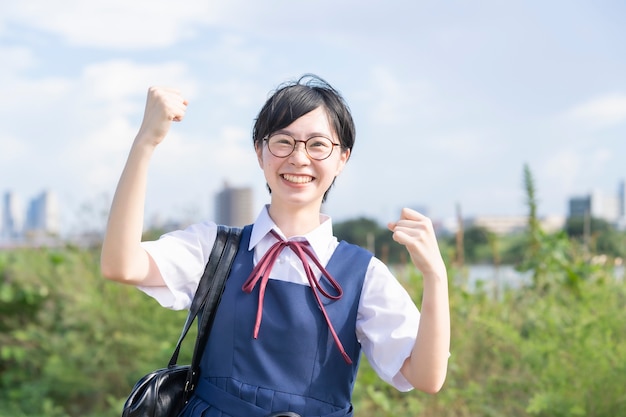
[100,87,187,286]
[100,140,161,285]
[400,266,450,393]
[389,208,450,393]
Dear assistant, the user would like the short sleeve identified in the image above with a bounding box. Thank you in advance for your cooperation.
[137,221,218,310]
[356,257,420,392]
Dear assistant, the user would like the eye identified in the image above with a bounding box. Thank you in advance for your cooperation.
[308,137,332,148]
[270,134,294,146]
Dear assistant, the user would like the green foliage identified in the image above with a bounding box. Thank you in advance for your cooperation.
[1,239,625,416]
[458,226,493,263]
[352,260,626,416]
[334,217,407,264]
[2,165,626,416]
[565,216,626,258]
[0,247,192,417]
[350,164,626,416]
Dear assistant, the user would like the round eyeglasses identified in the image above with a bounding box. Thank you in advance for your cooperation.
[264,133,341,161]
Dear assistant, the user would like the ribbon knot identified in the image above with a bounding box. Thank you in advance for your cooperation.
[242,230,352,364]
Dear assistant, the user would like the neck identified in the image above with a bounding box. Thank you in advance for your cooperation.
[268,201,323,238]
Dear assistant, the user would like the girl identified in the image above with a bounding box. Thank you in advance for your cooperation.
[101,75,450,417]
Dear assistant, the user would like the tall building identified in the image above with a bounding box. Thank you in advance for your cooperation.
[215,183,254,227]
[568,196,591,219]
[568,181,625,226]
[617,180,626,230]
[618,180,625,219]
[26,190,60,236]
[591,189,620,221]
[2,191,24,239]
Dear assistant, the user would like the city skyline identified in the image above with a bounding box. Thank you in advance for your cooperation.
[1,189,59,240]
[2,175,625,238]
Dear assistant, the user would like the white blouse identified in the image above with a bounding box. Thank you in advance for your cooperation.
[139,206,420,392]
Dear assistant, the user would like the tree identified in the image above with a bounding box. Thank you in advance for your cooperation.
[333,217,406,264]
[564,216,625,258]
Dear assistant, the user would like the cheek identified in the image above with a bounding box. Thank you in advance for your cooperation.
[257,147,277,171]
[258,152,279,178]
[336,160,345,175]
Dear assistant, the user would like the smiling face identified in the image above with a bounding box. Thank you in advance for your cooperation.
[256,106,350,213]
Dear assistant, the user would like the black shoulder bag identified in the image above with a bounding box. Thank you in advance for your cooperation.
[122,225,242,417]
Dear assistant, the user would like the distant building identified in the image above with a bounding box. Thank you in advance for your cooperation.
[618,181,626,230]
[2,191,25,239]
[466,216,528,235]
[568,181,625,227]
[540,215,568,233]
[591,189,620,221]
[568,195,591,219]
[215,182,254,227]
[618,180,625,218]
[465,215,565,235]
[25,190,60,236]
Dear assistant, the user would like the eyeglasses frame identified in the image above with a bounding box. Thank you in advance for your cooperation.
[263,133,341,161]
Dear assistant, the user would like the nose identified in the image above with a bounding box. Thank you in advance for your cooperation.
[288,141,311,163]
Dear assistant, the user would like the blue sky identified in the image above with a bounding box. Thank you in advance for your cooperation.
[1,1,625,234]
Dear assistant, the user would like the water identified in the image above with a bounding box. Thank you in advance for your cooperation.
[457,264,532,293]
[455,264,625,294]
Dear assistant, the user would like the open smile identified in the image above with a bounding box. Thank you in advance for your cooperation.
[281,174,314,184]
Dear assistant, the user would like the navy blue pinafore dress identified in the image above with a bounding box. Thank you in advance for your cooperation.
[179,225,372,417]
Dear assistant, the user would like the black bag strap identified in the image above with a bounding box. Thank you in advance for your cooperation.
[167,225,242,369]
[184,225,243,395]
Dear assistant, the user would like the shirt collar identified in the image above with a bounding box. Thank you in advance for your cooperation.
[249,205,335,259]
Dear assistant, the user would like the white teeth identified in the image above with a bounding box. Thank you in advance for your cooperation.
[282,174,313,184]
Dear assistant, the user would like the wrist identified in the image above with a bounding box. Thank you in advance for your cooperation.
[131,132,160,153]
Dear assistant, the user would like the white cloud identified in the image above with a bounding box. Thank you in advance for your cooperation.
[0,45,72,114]
[79,60,197,113]
[0,46,36,75]
[363,67,437,125]
[0,135,29,162]
[585,148,616,179]
[1,1,223,48]
[542,150,581,183]
[427,130,486,157]
[590,148,613,164]
[206,125,258,178]
[563,93,626,129]
[0,58,197,155]
[71,115,136,159]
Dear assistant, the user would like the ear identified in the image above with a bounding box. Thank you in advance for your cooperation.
[255,141,264,168]
[335,148,350,175]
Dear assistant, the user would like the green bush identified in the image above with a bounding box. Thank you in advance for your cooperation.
[3,162,626,417]
[1,239,625,416]
[0,247,191,417]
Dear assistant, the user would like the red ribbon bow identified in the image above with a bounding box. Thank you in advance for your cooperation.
[242,230,352,364]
